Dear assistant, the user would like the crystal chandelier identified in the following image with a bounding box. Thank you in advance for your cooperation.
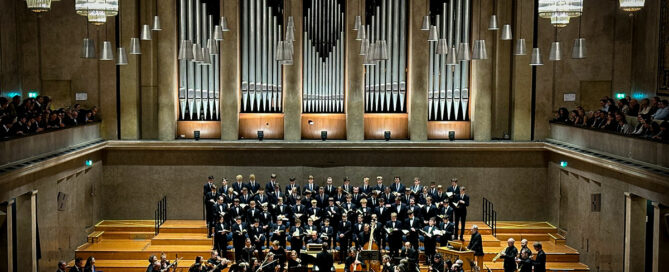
[538,0,582,27]
[75,0,119,25]
[26,0,53,13]
[619,0,645,12]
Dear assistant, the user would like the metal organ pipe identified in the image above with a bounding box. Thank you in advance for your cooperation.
[427,0,471,121]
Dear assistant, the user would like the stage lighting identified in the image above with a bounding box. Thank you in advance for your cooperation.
[448,131,455,141]
[308,120,314,125]
[258,130,264,141]
[384,131,391,141]
[560,161,568,168]
[194,130,200,141]
[85,160,93,167]
[321,131,327,141]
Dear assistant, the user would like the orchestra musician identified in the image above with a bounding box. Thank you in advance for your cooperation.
[344,247,365,272]
[500,238,518,272]
[466,225,484,267]
[429,254,444,272]
[516,250,532,272]
[532,242,546,272]
[241,238,258,264]
[146,255,158,272]
[400,242,419,272]
[519,239,532,258]
[381,255,394,272]
[287,250,302,270]
[305,231,322,245]
[189,256,207,272]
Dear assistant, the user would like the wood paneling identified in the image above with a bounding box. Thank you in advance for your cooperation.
[301,114,346,140]
[239,113,284,139]
[176,121,221,139]
[364,114,409,140]
[427,121,472,140]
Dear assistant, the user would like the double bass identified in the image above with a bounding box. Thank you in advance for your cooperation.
[364,222,381,272]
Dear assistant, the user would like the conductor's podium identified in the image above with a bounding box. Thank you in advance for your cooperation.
[436,246,475,270]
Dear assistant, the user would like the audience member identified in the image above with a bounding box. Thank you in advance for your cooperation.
[652,99,669,121]
[0,95,98,139]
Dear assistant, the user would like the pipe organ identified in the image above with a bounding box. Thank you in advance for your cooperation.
[178,0,221,121]
[428,0,470,121]
[363,0,408,113]
[302,0,346,114]
[240,0,284,113]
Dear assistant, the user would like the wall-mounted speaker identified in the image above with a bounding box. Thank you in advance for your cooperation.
[591,193,601,212]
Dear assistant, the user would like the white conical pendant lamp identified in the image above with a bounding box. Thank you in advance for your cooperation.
[530,48,543,66]
[488,15,499,30]
[356,27,366,41]
[275,41,285,61]
[572,38,586,59]
[141,24,152,40]
[436,39,448,55]
[100,41,114,61]
[213,25,224,41]
[81,38,96,59]
[458,42,471,61]
[130,38,142,54]
[221,16,230,31]
[549,41,561,61]
[428,26,438,42]
[354,16,361,30]
[472,40,488,60]
[421,16,431,31]
[360,39,370,56]
[116,47,128,65]
[152,16,162,31]
[501,24,512,40]
[514,38,527,55]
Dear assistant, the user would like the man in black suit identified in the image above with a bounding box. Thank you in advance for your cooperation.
[403,210,421,249]
[466,225,484,267]
[532,242,546,272]
[70,257,84,272]
[245,174,260,194]
[315,187,329,208]
[232,175,245,194]
[286,177,300,195]
[204,176,216,195]
[213,216,230,258]
[453,187,469,240]
[400,242,419,272]
[422,217,438,265]
[445,178,460,204]
[324,177,337,196]
[304,175,318,193]
[265,173,278,193]
[391,197,407,220]
[500,238,518,272]
[337,213,353,263]
[232,217,248,262]
[315,242,334,272]
[389,176,405,194]
[385,213,403,258]
[438,216,454,246]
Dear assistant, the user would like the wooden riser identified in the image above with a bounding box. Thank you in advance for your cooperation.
[495,233,552,241]
[159,228,208,234]
[95,226,154,232]
[151,239,212,246]
[482,253,580,262]
[102,231,155,240]
[76,251,211,261]
[449,240,501,248]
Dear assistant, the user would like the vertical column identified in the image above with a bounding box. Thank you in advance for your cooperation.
[471,0,492,141]
[408,0,429,141]
[157,0,178,140]
[141,0,159,139]
[652,201,659,272]
[283,0,303,141]
[491,0,512,138]
[30,191,37,272]
[511,0,534,140]
[624,192,631,272]
[346,0,364,141]
[221,0,240,140]
[120,0,142,139]
[7,199,13,272]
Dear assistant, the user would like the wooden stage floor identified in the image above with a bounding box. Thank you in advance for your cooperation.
[73,220,589,272]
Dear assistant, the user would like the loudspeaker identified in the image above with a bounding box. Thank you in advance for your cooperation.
[448,131,455,141]
[321,131,327,141]
[591,194,601,212]
[257,130,264,141]
[384,131,391,141]
[57,192,69,211]
[194,130,201,140]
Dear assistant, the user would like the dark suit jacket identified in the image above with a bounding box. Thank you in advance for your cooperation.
[315,250,334,272]
[303,183,318,194]
[532,250,546,272]
[390,183,406,193]
[453,194,469,215]
[467,232,484,256]
[245,181,260,194]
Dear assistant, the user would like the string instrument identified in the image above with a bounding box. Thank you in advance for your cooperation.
[206,257,231,272]
[351,250,362,272]
[364,223,379,251]
[161,256,183,272]
[491,251,503,262]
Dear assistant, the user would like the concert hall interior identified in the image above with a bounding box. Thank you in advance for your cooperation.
[0,0,668,272]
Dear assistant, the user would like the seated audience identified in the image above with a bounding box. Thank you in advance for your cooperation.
[0,95,98,139]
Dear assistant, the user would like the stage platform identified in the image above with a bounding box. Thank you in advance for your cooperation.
[73,220,589,272]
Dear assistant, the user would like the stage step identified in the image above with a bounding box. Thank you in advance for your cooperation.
[481,261,590,272]
[87,231,104,243]
[152,233,212,245]
[101,231,156,240]
[495,233,552,242]
[549,233,566,245]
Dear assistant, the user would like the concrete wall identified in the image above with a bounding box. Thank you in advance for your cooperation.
[101,147,549,221]
[549,123,669,167]
[0,154,103,272]
[0,123,101,165]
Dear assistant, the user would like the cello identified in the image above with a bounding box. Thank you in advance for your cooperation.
[364,222,381,272]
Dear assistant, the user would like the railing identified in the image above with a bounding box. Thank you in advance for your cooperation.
[154,196,167,235]
[482,197,497,236]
